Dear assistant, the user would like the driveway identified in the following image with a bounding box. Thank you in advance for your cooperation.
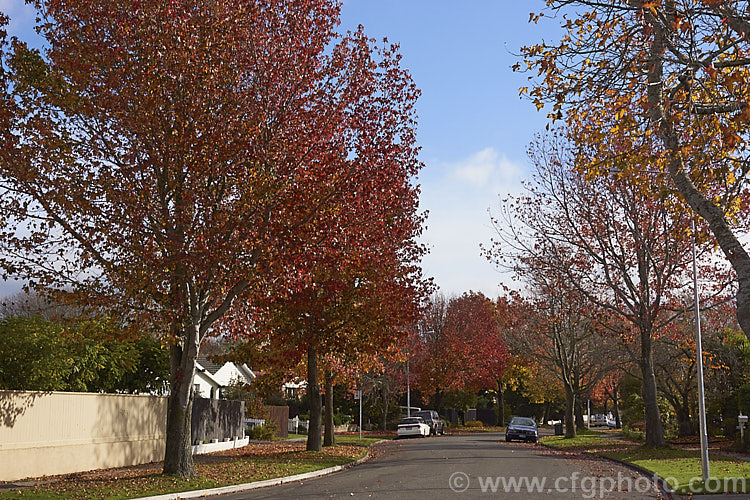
[214,432,666,499]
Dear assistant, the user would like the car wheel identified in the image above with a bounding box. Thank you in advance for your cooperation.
[505,436,511,442]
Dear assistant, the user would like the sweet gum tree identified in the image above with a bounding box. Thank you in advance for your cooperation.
[519,0,750,337]
[0,0,422,476]
[415,292,508,412]
[486,131,726,445]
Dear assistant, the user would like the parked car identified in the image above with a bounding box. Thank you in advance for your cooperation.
[397,417,430,438]
[413,410,445,435]
[591,414,610,427]
[505,416,538,443]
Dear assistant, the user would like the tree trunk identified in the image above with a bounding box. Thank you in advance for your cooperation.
[497,381,505,426]
[163,324,200,477]
[381,382,389,431]
[564,385,576,438]
[640,333,665,447]
[434,389,444,413]
[306,347,322,451]
[323,369,335,447]
[645,17,750,338]
[543,400,552,425]
[575,397,585,430]
[676,395,694,438]
[613,386,621,429]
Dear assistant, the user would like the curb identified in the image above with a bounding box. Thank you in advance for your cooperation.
[537,440,676,500]
[135,444,380,500]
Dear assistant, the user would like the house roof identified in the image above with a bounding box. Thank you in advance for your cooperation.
[196,354,223,375]
[194,362,222,387]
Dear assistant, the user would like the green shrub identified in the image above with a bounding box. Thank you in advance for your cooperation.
[246,422,277,440]
[621,425,645,442]
[334,413,352,426]
[464,420,484,428]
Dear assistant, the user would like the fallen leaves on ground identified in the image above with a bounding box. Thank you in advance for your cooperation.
[0,441,372,500]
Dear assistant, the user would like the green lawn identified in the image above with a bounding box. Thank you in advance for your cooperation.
[541,431,750,495]
[284,433,307,439]
[603,446,750,495]
[334,435,391,447]
[541,429,632,452]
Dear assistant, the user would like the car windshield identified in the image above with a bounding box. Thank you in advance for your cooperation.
[510,417,536,427]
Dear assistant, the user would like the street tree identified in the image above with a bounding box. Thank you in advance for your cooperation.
[0,0,421,475]
[519,0,750,337]
[415,292,508,411]
[486,132,719,446]
[504,281,616,438]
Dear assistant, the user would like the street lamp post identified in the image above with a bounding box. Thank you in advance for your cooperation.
[406,356,411,418]
[607,167,710,479]
[692,219,710,481]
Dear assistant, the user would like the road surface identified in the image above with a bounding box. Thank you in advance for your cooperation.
[214,432,666,499]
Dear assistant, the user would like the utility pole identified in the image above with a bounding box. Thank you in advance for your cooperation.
[692,219,710,481]
[406,356,410,418]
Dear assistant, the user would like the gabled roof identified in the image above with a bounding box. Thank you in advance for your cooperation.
[196,354,223,375]
[195,361,222,387]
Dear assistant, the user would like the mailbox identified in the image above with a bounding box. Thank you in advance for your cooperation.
[739,414,748,424]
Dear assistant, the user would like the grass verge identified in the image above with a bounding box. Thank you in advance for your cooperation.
[0,442,369,500]
[334,435,391,447]
[451,425,506,433]
[540,431,750,494]
[603,446,750,494]
[542,429,632,452]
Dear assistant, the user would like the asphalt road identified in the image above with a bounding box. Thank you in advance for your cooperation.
[214,432,667,500]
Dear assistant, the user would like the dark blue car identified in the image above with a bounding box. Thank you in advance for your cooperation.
[505,417,538,443]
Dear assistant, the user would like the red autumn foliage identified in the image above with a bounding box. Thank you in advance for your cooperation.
[0,0,423,475]
[414,292,509,409]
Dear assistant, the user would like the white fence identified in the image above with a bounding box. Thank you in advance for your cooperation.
[245,416,309,435]
[245,417,266,429]
[288,416,309,434]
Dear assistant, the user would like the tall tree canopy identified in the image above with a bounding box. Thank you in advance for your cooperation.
[486,131,724,445]
[0,0,423,476]
[519,0,750,337]
[415,292,508,410]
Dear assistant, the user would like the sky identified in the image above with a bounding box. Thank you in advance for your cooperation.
[0,0,559,299]
[337,1,557,298]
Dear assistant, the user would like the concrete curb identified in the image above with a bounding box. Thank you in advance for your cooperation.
[135,443,380,500]
[537,441,676,500]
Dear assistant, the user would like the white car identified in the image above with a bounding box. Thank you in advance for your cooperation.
[397,417,431,438]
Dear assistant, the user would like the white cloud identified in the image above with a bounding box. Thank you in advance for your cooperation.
[417,147,526,298]
[452,148,521,186]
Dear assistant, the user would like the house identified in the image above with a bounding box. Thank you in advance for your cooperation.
[282,379,307,399]
[193,355,256,399]
[249,370,306,399]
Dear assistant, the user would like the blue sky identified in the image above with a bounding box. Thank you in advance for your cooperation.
[339,0,556,297]
[0,0,558,299]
